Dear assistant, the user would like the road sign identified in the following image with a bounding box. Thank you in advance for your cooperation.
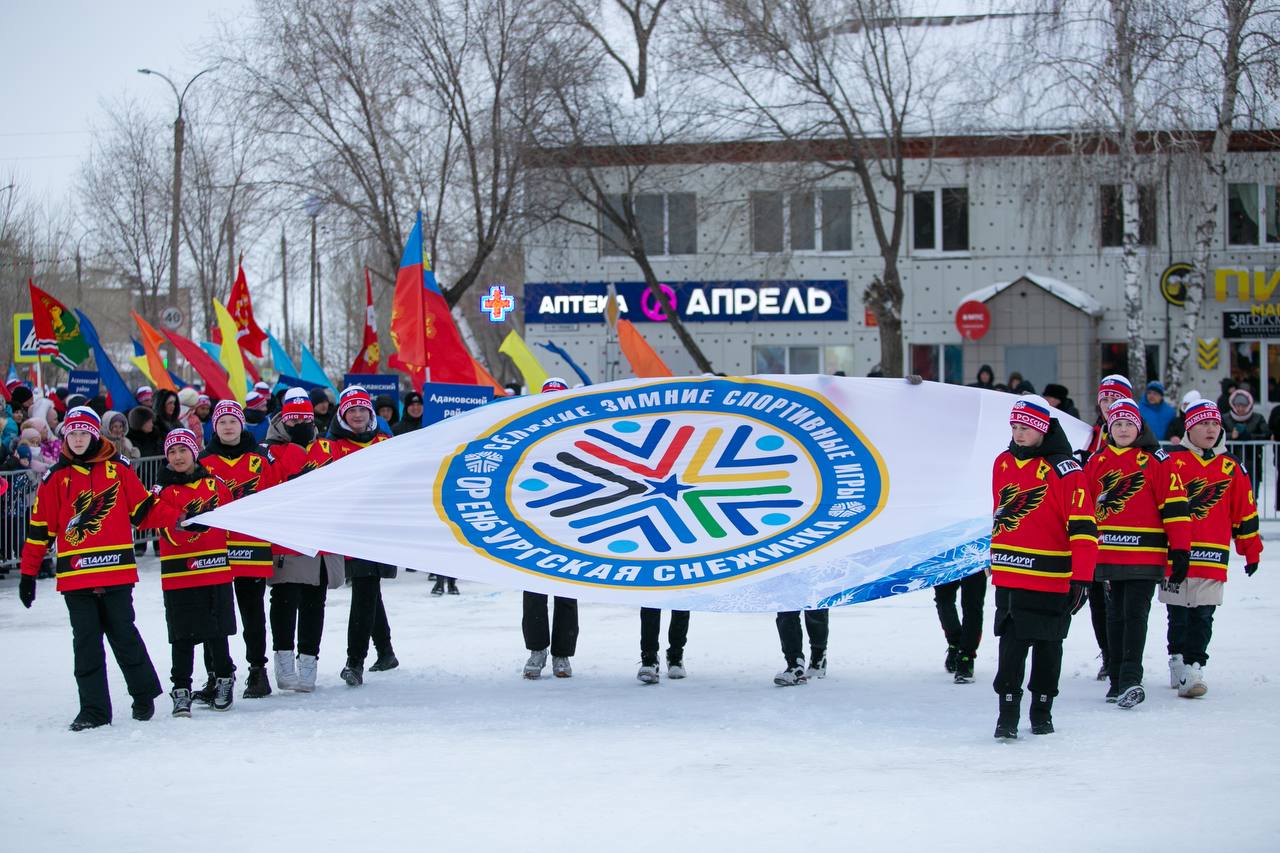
[955,300,991,340]
[1197,338,1220,370]
[13,313,37,363]
[160,306,185,330]
[1160,262,1193,307]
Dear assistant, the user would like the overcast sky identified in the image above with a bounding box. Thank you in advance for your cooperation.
[0,0,248,206]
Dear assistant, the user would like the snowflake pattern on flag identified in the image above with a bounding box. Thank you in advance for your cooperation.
[464,451,503,474]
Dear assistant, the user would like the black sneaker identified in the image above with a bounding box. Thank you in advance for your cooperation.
[447,579,459,595]
[171,689,193,718]
[131,696,156,721]
[944,645,959,673]
[1105,683,1120,703]
[431,579,445,596]
[340,661,364,687]
[369,651,400,672]
[192,675,217,705]
[212,677,235,711]
[954,654,975,684]
[243,666,272,698]
[69,714,109,732]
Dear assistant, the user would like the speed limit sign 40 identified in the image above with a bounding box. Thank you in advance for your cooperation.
[160,306,185,330]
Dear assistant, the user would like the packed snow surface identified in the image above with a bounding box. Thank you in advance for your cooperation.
[4,549,1277,852]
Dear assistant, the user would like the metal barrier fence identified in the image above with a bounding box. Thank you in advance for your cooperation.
[4,443,1279,571]
[1,455,166,571]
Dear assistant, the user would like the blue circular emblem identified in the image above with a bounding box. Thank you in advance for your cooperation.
[436,378,886,589]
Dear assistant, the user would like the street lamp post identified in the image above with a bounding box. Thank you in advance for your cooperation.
[138,66,213,357]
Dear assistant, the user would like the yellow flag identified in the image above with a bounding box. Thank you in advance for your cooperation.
[213,298,247,404]
[498,330,549,393]
[130,355,155,383]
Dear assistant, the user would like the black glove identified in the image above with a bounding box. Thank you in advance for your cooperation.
[1246,562,1259,577]
[180,513,210,534]
[1069,581,1089,615]
[1169,550,1190,586]
[18,575,36,609]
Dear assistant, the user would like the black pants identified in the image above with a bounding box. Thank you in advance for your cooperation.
[1088,581,1109,665]
[172,637,232,690]
[776,609,829,664]
[1167,604,1216,667]
[64,587,162,724]
[992,633,1063,699]
[206,576,268,674]
[934,572,986,656]
[347,576,392,664]
[270,583,328,657]
[522,592,578,657]
[1105,579,1156,688]
[640,608,690,663]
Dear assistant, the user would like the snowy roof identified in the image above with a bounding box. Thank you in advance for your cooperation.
[959,273,1104,317]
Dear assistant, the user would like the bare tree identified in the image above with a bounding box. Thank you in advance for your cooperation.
[552,0,668,98]
[684,0,957,377]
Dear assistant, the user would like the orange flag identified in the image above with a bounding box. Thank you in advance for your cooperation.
[616,319,673,378]
[132,311,178,392]
[470,354,508,396]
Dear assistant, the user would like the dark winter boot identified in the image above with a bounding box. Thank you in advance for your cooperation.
[994,692,1020,740]
[192,674,217,705]
[243,666,272,698]
[171,689,193,718]
[1105,682,1120,703]
[944,645,959,674]
[69,714,109,732]
[1029,693,1054,735]
[131,696,156,721]
[447,579,459,595]
[431,578,446,596]
[369,650,400,672]
[212,676,235,712]
[954,654,975,684]
[340,660,364,687]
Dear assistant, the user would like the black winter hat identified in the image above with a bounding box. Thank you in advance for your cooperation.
[308,387,330,405]
[1043,383,1069,400]
[10,386,33,408]
[403,391,423,406]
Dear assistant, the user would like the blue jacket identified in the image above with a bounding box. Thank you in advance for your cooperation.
[1138,398,1176,440]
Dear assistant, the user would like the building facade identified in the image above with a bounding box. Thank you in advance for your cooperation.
[522,135,1280,423]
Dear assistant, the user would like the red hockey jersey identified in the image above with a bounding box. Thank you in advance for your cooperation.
[1085,444,1191,572]
[200,446,281,578]
[1165,447,1262,580]
[327,432,388,461]
[153,469,235,591]
[20,441,182,591]
[990,451,1098,593]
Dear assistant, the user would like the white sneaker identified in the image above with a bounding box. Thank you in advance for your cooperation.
[1169,654,1185,690]
[774,661,808,686]
[1178,662,1208,698]
[637,663,660,684]
[666,661,687,680]
[552,656,573,678]
[806,654,827,680]
[524,649,548,679]
[274,650,300,691]
[296,654,318,693]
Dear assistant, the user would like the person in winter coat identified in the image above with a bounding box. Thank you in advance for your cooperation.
[135,385,155,408]
[103,411,139,461]
[193,399,281,700]
[1161,400,1262,698]
[310,387,336,437]
[391,391,424,436]
[328,386,400,687]
[17,407,184,730]
[1214,377,1237,413]
[176,387,206,450]
[8,384,35,426]
[989,396,1097,739]
[28,398,62,462]
[1223,388,1269,495]
[1137,381,1177,440]
[522,378,580,679]
[374,394,399,434]
[967,364,996,390]
[152,388,183,436]
[242,391,271,443]
[152,428,238,716]
[15,427,51,477]
[1085,399,1190,709]
[1,403,18,450]
[263,389,346,693]
[1042,384,1080,420]
[128,406,164,458]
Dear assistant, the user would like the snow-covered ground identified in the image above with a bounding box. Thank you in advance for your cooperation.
[3,548,1278,852]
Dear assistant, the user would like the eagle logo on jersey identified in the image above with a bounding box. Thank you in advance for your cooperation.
[1186,478,1229,520]
[1095,470,1143,520]
[178,494,221,542]
[223,477,260,500]
[993,483,1048,535]
[64,482,121,546]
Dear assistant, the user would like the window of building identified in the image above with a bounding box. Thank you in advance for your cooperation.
[600,193,697,257]
[1227,183,1280,247]
[753,344,854,375]
[750,189,852,253]
[1099,184,1157,247]
[1099,342,1162,382]
[912,187,969,253]
[910,344,964,384]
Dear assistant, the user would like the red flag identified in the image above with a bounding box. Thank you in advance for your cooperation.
[161,328,235,401]
[388,211,474,384]
[348,269,381,375]
[227,261,267,358]
[617,319,673,378]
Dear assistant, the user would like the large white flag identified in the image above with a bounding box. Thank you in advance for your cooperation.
[193,376,1090,612]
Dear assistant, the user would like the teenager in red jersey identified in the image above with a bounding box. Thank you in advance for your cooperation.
[1085,398,1190,709]
[1161,400,1262,698]
[989,396,1097,739]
